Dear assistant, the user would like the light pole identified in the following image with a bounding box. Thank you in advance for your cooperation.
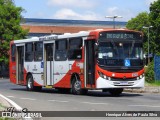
[143,26,153,64]
[105,15,122,29]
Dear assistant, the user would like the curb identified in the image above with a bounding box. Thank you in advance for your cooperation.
[0,94,22,111]
[124,86,160,93]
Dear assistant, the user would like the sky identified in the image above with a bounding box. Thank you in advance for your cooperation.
[14,0,157,22]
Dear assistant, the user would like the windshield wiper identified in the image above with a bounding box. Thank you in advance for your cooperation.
[129,41,135,57]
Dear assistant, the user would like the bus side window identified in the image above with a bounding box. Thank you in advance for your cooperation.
[34,42,43,61]
[25,43,34,62]
[11,44,16,62]
[55,39,67,61]
[68,38,82,60]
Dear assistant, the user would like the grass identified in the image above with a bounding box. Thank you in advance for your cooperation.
[0,103,5,110]
[145,81,160,86]
[0,118,13,120]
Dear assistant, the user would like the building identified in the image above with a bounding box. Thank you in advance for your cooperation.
[21,18,127,37]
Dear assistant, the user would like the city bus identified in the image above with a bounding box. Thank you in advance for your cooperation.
[10,29,144,96]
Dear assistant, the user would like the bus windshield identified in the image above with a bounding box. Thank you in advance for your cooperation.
[97,40,143,67]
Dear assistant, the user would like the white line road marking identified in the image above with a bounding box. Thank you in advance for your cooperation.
[82,102,108,105]
[0,94,22,111]
[20,98,36,101]
[48,100,69,103]
[128,105,160,108]
[7,96,15,98]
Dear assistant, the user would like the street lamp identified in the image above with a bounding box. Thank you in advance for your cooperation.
[105,15,123,29]
[143,26,153,64]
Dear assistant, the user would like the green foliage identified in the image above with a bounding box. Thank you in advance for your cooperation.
[126,12,150,31]
[149,0,160,54]
[126,12,150,54]
[126,0,160,56]
[0,0,28,64]
[145,61,155,82]
[146,81,160,86]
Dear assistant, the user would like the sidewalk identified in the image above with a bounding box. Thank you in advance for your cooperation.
[124,86,160,93]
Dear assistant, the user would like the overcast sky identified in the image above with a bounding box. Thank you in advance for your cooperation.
[14,0,157,21]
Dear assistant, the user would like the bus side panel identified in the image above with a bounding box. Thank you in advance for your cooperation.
[24,62,43,86]
[10,42,16,84]
[53,61,84,88]
[9,60,16,84]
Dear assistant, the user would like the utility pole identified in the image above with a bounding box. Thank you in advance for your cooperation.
[143,26,153,64]
[105,15,122,29]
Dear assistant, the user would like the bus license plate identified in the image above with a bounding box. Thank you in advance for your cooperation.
[120,81,128,85]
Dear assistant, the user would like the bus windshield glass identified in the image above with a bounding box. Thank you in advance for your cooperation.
[98,31,143,67]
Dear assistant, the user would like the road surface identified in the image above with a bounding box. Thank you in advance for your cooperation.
[0,79,160,120]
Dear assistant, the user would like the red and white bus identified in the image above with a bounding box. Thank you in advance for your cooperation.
[10,29,144,96]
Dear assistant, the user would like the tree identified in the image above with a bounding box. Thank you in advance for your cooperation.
[126,12,151,54]
[0,0,28,63]
[149,0,160,55]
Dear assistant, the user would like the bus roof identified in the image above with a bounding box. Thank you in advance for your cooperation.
[12,29,142,44]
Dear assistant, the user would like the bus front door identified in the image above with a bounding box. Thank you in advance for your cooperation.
[44,43,54,86]
[85,40,95,88]
[16,46,24,84]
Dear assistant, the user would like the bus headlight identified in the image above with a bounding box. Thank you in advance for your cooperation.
[98,71,110,80]
[140,75,143,79]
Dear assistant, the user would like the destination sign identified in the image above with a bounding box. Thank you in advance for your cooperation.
[99,32,142,40]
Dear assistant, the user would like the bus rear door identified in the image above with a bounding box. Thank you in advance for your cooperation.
[16,45,24,84]
[44,43,54,86]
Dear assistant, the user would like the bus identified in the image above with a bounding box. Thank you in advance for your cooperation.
[10,29,144,96]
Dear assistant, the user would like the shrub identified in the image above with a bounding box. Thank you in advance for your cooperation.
[145,61,155,83]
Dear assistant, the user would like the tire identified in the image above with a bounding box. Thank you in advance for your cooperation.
[102,89,108,92]
[26,74,34,91]
[58,88,70,94]
[71,75,87,95]
[109,88,123,96]
[34,86,42,91]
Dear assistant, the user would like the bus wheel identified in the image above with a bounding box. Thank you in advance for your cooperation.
[71,76,88,95]
[27,74,34,91]
[72,76,82,95]
[102,89,108,92]
[34,86,42,91]
[109,88,123,96]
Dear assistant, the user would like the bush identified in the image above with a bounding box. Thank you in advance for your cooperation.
[145,61,155,83]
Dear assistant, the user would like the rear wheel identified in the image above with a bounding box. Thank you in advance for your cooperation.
[26,74,42,91]
[109,88,123,96]
[102,89,108,92]
[26,74,34,91]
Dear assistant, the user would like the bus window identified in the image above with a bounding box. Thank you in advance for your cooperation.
[11,44,16,62]
[34,42,43,61]
[25,43,34,62]
[68,38,82,60]
[55,39,67,61]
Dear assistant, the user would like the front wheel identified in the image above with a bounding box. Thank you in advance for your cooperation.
[71,75,87,95]
[109,88,123,96]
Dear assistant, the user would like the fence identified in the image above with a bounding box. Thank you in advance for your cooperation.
[154,55,160,81]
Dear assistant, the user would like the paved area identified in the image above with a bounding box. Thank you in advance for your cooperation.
[0,78,160,111]
[0,78,160,120]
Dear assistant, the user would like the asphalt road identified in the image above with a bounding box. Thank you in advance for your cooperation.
[0,79,160,120]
